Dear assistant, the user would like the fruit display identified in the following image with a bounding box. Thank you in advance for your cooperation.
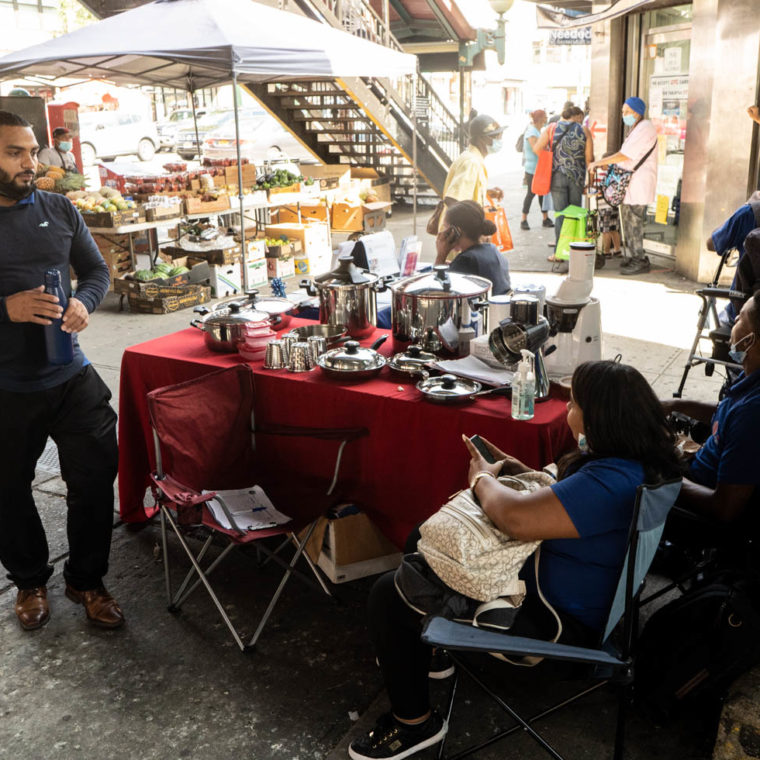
[67,187,137,213]
[35,164,87,194]
[255,169,314,191]
[132,262,189,281]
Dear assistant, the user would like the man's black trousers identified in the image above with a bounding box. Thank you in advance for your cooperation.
[0,365,118,591]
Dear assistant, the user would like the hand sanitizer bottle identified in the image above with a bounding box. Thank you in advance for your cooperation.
[511,350,535,421]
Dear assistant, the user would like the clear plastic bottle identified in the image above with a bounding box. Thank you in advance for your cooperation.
[43,268,74,366]
[511,349,535,421]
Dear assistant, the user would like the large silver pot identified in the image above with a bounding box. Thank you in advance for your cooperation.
[301,254,387,339]
[191,302,269,353]
[390,266,491,356]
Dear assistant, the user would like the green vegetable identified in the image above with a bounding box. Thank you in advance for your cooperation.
[134,269,158,281]
[169,265,190,276]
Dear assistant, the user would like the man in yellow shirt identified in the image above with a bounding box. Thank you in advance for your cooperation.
[439,113,504,230]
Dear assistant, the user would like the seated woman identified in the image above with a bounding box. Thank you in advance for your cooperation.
[434,200,511,295]
[349,360,681,760]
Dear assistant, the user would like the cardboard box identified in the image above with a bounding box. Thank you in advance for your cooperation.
[293,252,331,276]
[208,263,242,297]
[304,511,402,584]
[242,238,267,263]
[156,253,211,285]
[144,204,182,222]
[275,203,329,225]
[243,258,268,290]
[266,256,295,280]
[362,201,392,232]
[127,285,211,314]
[184,196,231,215]
[163,244,242,266]
[224,164,258,188]
[100,248,133,290]
[265,240,302,258]
[331,202,363,232]
[82,209,143,228]
[301,164,351,190]
[265,222,330,259]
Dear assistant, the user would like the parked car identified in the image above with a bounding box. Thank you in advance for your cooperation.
[202,114,316,166]
[79,111,159,164]
[173,109,251,160]
[156,107,207,152]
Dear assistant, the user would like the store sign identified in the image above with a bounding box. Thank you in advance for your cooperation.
[549,27,591,45]
[648,75,689,119]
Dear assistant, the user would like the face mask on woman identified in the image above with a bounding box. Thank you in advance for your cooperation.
[622,114,637,127]
[487,139,503,155]
[729,332,755,364]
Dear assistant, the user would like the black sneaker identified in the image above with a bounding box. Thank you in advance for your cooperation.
[542,218,554,228]
[428,649,455,680]
[620,257,651,276]
[349,712,447,760]
[520,220,530,230]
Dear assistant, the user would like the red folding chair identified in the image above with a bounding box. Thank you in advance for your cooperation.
[146,364,368,652]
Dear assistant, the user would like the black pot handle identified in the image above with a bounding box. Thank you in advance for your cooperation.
[300,279,317,296]
[370,334,388,351]
[193,305,210,316]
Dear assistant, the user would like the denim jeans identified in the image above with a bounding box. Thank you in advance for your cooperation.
[550,171,583,243]
[0,365,118,590]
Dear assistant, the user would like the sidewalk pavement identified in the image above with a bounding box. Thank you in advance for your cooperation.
[0,173,732,760]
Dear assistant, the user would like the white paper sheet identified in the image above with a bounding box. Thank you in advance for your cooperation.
[203,486,291,531]
[433,356,514,387]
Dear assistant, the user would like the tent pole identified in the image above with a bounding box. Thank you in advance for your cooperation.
[231,70,248,285]
[189,82,201,163]
[412,69,418,235]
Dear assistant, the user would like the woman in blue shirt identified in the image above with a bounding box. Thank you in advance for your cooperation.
[520,109,554,231]
[349,361,681,760]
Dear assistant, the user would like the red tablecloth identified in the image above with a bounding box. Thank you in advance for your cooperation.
[118,320,576,547]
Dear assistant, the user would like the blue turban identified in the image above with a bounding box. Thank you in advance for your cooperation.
[624,96,646,115]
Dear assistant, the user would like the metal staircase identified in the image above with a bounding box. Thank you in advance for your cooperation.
[242,0,461,202]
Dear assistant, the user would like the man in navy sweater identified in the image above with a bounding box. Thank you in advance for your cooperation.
[0,111,123,630]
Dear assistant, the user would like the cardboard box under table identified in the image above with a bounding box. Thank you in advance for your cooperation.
[126,284,211,314]
[265,222,331,259]
[304,509,402,583]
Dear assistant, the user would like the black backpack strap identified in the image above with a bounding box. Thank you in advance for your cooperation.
[633,140,658,172]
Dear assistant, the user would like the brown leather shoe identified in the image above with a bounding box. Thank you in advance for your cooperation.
[65,584,125,629]
[15,587,50,630]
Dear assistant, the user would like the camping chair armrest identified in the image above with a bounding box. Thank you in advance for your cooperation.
[421,617,625,668]
[256,424,369,442]
[150,472,215,507]
[696,287,746,301]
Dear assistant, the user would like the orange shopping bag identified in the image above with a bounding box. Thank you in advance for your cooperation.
[485,205,513,253]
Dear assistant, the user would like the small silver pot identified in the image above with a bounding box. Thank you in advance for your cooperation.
[416,373,483,404]
[191,303,269,353]
[388,344,437,380]
[316,336,388,381]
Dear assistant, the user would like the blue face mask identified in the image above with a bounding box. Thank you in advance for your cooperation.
[622,114,637,127]
[729,333,754,364]
[488,139,503,155]
[58,141,73,152]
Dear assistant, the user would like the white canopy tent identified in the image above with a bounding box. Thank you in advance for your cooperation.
[0,0,417,265]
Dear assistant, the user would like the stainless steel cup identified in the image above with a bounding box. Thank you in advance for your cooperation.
[281,332,299,364]
[307,335,327,366]
[288,341,313,373]
[264,339,286,369]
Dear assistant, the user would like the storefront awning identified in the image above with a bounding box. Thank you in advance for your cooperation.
[535,0,661,29]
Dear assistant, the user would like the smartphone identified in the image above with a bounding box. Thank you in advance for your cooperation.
[469,434,496,464]
[446,226,462,244]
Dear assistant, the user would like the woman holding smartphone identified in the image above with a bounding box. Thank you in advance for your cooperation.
[434,200,511,295]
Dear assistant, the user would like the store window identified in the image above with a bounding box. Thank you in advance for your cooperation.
[637,3,693,258]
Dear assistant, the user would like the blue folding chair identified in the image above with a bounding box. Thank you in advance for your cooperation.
[421,478,682,760]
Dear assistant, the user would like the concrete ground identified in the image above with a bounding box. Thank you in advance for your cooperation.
[0,160,732,759]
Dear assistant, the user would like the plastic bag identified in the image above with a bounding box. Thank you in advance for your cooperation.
[485,205,513,253]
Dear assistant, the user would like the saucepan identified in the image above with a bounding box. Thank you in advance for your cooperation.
[316,335,388,381]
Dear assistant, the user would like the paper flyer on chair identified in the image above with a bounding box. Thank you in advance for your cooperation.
[203,486,291,531]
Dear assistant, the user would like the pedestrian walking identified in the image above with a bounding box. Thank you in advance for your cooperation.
[0,111,123,631]
[588,96,658,276]
[520,109,554,231]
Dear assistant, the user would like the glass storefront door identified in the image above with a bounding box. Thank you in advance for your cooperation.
[632,4,693,259]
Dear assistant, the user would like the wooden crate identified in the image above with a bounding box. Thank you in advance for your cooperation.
[82,209,143,228]
[144,205,183,222]
[127,285,211,314]
[161,244,241,266]
[183,196,231,215]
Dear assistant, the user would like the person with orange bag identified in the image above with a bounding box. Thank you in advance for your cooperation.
[520,109,554,231]
[434,201,511,295]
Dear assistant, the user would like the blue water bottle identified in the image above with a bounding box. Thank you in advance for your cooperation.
[43,268,74,365]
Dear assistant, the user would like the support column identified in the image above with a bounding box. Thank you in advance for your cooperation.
[677,0,760,281]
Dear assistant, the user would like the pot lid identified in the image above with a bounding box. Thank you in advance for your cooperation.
[390,344,437,374]
[390,265,491,298]
[317,340,386,372]
[202,302,269,326]
[313,254,378,287]
[417,373,482,398]
[250,296,293,316]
